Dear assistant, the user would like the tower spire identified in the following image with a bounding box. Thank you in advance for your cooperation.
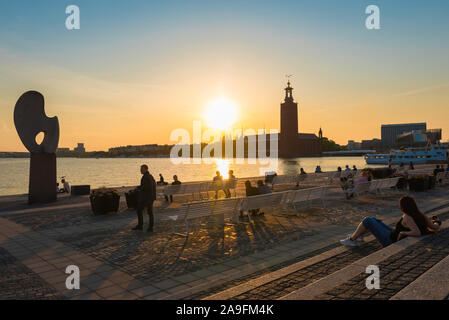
[284,75,294,102]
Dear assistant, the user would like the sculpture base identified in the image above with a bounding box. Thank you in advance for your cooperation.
[29,153,57,204]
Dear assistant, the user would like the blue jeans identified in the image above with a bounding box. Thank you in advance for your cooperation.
[362,217,393,247]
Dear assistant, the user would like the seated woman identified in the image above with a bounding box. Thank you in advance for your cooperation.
[340,196,441,247]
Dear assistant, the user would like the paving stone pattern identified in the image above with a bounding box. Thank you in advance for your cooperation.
[0,248,64,300]
[232,241,382,300]
[56,215,322,283]
[316,226,449,300]
[184,242,341,300]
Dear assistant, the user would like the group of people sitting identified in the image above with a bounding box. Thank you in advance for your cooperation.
[157,174,182,202]
[308,164,359,175]
[56,178,70,194]
[339,170,373,199]
[433,164,449,176]
[158,170,238,202]
[213,170,236,198]
[390,162,449,177]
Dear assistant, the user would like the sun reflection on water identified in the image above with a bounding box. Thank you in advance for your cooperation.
[214,159,231,179]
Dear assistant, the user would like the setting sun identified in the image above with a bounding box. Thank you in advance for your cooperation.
[204,98,238,131]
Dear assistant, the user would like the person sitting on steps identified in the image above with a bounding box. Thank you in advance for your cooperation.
[340,196,441,247]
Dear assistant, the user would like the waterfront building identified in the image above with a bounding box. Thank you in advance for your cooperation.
[347,140,362,150]
[381,123,426,147]
[108,144,171,155]
[361,139,382,151]
[74,143,86,153]
[397,129,442,147]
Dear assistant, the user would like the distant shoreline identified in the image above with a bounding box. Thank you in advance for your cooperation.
[0,154,360,159]
[0,154,171,159]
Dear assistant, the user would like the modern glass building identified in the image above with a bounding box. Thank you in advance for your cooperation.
[381,123,427,147]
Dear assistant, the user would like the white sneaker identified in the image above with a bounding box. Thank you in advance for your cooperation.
[348,234,364,242]
[340,236,357,247]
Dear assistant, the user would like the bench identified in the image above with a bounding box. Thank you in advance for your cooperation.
[158,197,244,238]
[369,177,400,194]
[240,191,290,222]
[157,182,206,202]
[344,177,400,198]
[282,186,329,215]
[159,185,332,238]
[300,172,343,186]
[158,179,239,203]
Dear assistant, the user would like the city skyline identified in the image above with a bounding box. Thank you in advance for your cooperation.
[1,0,449,152]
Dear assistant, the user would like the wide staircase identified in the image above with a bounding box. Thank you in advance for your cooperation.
[199,204,449,300]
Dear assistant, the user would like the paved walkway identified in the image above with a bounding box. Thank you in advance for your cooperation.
[1,184,448,300]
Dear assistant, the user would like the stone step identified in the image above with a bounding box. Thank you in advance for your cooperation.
[391,254,449,300]
[204,205,449,300]
[280,214,449,300]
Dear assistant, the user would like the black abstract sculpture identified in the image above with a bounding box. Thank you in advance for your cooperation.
[14,91,59,203]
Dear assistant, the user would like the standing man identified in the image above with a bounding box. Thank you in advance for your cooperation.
[132,164,156,232]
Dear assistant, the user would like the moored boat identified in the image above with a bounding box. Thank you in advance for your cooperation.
[365,144,449,165]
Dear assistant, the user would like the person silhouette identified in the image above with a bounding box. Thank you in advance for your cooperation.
[132,164,156,232]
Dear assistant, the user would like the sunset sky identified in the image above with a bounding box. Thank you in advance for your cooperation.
[1,0,448,152]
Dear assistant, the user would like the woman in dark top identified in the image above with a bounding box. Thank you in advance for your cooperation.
[340,196,441,247]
